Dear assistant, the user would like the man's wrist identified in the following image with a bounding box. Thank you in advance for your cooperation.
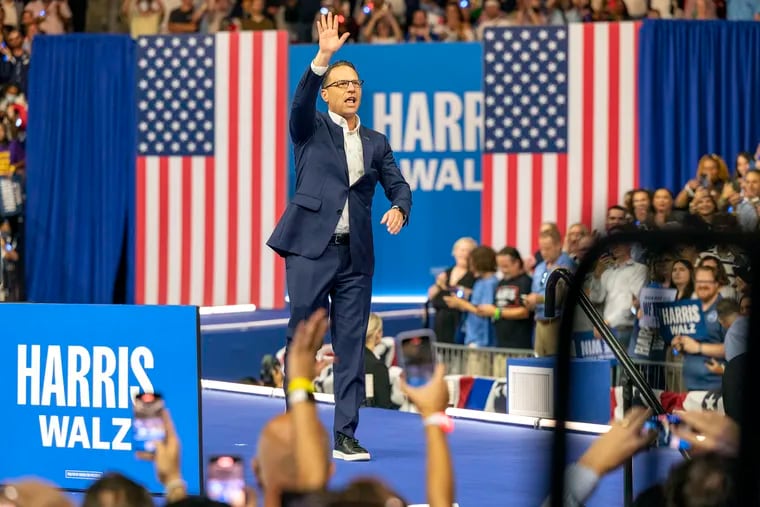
[313,51,333,68]
[164,475,186,501]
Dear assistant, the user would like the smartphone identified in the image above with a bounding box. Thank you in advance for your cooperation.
[397,330,436,388]
[132,392,166,453]
[206,455,246,507]
[643,414,690,450]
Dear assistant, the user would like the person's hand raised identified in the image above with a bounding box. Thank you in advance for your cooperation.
[317,13,349,56]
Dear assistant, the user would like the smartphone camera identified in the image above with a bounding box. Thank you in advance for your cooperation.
[132,392,166,453]
[459,0,470,7]
[320,6,329,14]
[207,455,246,507]
[398,331,436,388]
[643,414,690,450]
[363,2,373,14]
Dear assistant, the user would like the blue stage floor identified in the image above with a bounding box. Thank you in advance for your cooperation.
[201,389,682,507]
[67,389,683,506]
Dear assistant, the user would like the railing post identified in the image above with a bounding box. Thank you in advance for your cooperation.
[622,370,634,507]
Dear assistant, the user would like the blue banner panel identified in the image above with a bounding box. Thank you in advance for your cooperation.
[289,43,483,297]
[0,304,202,494]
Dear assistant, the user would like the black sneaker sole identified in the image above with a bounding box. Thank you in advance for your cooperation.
[332,449,371,461]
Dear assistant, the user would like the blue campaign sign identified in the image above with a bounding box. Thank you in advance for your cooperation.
[655,300,708,343]
[573,331,616,361]
[0,304,202,494]
[289,43,483,298]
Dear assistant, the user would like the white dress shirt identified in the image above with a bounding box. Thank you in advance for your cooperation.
[589,259,648,329]
[310,61,365,234]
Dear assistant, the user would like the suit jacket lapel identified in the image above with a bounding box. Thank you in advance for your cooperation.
[360,127,373,176]
[325,119,349,182]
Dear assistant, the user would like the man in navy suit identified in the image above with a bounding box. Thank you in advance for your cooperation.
[267,13,412,461]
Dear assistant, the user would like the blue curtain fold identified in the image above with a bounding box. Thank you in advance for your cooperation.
[638,21,760,191]
[26,34,136,303]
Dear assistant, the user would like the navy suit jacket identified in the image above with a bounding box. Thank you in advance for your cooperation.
[267,65,412,276]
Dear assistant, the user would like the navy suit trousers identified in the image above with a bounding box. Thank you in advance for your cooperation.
[284,242,372,440]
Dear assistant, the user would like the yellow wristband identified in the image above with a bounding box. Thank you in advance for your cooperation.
[287,377,315,394]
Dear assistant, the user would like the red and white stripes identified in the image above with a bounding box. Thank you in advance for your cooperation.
[482,22,640,256]
[135,31,288,308]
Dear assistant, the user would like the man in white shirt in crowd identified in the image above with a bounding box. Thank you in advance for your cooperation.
[588,228,647,350]
[736,169,759,232]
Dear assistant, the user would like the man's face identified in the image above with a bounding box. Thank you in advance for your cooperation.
[606,209,627,230]
[695,194,716,216]
[538,236,560,262]
[632,191,650,212]
[744,171,760,198]
[5,31,22,50]
[567,224,584,244]
[694,269,719,302]
[740,297,751,316]
[610,243,630,261]
[320,64,362,119]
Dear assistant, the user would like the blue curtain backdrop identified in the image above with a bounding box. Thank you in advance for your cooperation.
[638,21,760,192]
[26,34,136,303]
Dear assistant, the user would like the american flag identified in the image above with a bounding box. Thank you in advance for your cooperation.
[481,23,641,256]
[135,31,288,308]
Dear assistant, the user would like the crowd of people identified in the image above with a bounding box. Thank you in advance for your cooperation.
[427,151,757,394]
[118,0,760,41]
[0,0,35,302]
[0,309,747,507]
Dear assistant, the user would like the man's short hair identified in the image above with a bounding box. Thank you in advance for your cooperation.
[664,453,737,507]
[322,60,358,87]
[695,264,718,281]
[539,229,561,244]
[716,298,740,320]
[607,204,627,215]
[83,473,154,507]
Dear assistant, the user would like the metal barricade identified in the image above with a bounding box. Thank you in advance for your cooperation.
[626,357,684,393]
[434,342,685,393]
[433,343,534,378]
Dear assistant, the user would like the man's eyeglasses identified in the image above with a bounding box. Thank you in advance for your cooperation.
[323,79,364,90]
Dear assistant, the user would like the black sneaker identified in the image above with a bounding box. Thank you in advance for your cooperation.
[333,433,371,461]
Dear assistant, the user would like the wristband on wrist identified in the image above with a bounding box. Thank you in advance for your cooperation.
[423,412,454,433]
[493,307,501,321]
[288,389,315,405]
[165,478,186,495]
[287,377,315,394]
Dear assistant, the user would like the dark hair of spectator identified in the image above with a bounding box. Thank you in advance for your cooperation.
[664,453,738,507]
[716,298,740,319]
[83,473,154,507]
[697,255,730,286]
[469,245,497,273]
[497,246,523,268]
